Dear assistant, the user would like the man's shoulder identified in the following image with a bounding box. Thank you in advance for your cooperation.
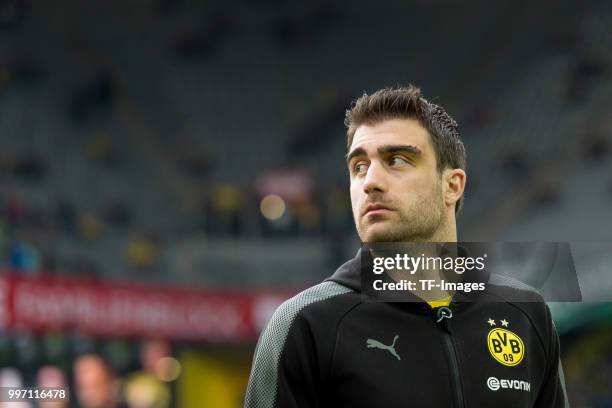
[486,273,545,303]
[268,281,359,332]
[251,281,359,373]
[485,274,551,321]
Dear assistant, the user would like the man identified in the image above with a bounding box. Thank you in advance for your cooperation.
[244,86,568,407]
[37,365,69,408]
[74,354,127,408]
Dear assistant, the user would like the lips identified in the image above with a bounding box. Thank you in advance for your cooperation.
[363,203,393,216]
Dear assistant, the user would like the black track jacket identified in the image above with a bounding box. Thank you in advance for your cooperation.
[245,250,569,408]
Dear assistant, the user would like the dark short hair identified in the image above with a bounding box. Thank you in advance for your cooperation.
[344,85,467,213]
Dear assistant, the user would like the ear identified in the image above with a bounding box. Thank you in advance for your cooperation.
[442,168,466,209]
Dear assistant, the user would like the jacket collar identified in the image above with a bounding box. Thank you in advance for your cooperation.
[325,245,491,304]
[324,249,362,292]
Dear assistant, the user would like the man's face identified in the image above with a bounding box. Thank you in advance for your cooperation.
[347,118,447,242]
[74,357,115,408]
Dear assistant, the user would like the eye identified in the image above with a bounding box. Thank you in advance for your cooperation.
[354,162,368,175]
[389,156,409,167]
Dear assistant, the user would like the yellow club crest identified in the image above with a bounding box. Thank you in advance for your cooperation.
[487,328,525,367]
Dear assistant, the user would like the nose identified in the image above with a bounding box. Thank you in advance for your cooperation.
[362,161,388,195]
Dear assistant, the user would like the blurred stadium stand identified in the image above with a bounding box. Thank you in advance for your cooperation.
[1,0,611,406]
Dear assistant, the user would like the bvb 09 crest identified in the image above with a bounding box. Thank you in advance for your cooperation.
[487,328,525,367]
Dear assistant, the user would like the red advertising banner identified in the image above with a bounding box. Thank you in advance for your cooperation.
[0,273,290,342]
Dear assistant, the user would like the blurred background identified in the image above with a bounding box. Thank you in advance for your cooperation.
[1,0,611,406]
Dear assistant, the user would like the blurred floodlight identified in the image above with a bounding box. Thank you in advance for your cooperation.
[154,357,182,382]
[260,194,286,220]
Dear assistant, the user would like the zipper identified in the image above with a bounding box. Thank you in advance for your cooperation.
[435,306,465,408]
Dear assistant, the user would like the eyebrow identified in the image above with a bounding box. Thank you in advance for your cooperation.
[346,144,422,165]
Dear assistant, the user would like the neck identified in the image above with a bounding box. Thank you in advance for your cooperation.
[389,213,458,301]
[417,210,457,243]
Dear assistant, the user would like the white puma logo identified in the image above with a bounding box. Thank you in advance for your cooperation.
[366,335,401,360]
